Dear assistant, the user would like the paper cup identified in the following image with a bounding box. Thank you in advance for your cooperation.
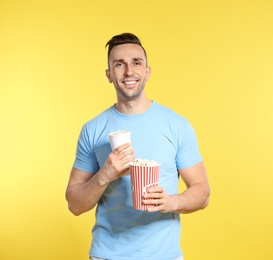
[108,130,131,151]
[130,165,160,210]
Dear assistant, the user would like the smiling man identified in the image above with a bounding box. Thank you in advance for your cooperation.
[66,33,210,260]
[106,43,150,103]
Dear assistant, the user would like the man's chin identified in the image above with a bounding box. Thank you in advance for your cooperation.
[122,95,139,101]
[119,90,142,101]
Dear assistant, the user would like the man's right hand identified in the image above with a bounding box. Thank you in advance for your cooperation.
[98,143,135,185]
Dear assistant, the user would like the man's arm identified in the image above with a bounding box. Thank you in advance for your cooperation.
[65,167,107,216]
[143,161,210,213]
[65,143,135,216]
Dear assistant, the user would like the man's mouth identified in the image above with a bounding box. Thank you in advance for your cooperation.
[122,80,138,86]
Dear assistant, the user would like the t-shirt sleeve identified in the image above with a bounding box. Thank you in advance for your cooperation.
[73,124,100,173]
[176,120,202,170]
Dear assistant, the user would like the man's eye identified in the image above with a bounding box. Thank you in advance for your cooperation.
[115,63,124,67]
[134,61,141,66]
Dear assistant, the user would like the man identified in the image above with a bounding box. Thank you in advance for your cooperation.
[66,33,210,260]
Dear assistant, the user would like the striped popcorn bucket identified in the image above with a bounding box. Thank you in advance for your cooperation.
[130,165,160,210]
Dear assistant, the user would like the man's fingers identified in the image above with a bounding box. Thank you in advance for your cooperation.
[114,143,132,153]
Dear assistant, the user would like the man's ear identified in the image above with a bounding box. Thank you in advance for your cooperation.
[146,66,151,80]
[105,69,112,83]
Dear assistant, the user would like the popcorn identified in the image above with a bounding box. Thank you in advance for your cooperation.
[130,159,160,167]
[130,159,161,210]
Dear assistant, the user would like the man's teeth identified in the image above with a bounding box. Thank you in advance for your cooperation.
[124,81,137,85]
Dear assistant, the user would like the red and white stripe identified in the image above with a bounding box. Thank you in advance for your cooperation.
[130,165,160,210]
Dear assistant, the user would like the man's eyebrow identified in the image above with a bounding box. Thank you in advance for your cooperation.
[113,59,125,63]
[112,58,144,63]
[132,58,144,61]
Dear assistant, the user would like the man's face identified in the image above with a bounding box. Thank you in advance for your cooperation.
[106,43,151,101]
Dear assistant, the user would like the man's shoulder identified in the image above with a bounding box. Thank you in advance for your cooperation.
[153,102,188,122]
[82,106,112,129]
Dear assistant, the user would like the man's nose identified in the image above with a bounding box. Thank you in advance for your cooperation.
[124,64,133,76]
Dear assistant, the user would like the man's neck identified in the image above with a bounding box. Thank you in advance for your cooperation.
[114,97,152,115]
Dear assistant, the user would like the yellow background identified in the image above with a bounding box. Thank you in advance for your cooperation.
[1,0,272,259]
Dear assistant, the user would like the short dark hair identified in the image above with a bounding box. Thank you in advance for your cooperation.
[105,33,147,63]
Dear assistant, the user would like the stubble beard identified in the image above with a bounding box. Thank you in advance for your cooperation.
[115,81,146,101]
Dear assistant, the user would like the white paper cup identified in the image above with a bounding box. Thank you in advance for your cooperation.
[130,164,160,210]
[108,130,131,151]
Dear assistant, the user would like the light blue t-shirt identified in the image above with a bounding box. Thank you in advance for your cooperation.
[73,101,202,260]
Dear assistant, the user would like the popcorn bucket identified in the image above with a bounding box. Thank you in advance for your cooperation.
[130,164,160,210]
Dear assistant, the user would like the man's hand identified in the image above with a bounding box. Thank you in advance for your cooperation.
[142,186,175,213]
[99,143,135,185]
[142,161,210,214]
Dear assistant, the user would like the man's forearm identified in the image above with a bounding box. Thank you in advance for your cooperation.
[66,169,109,216]
[171,182,210,214]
